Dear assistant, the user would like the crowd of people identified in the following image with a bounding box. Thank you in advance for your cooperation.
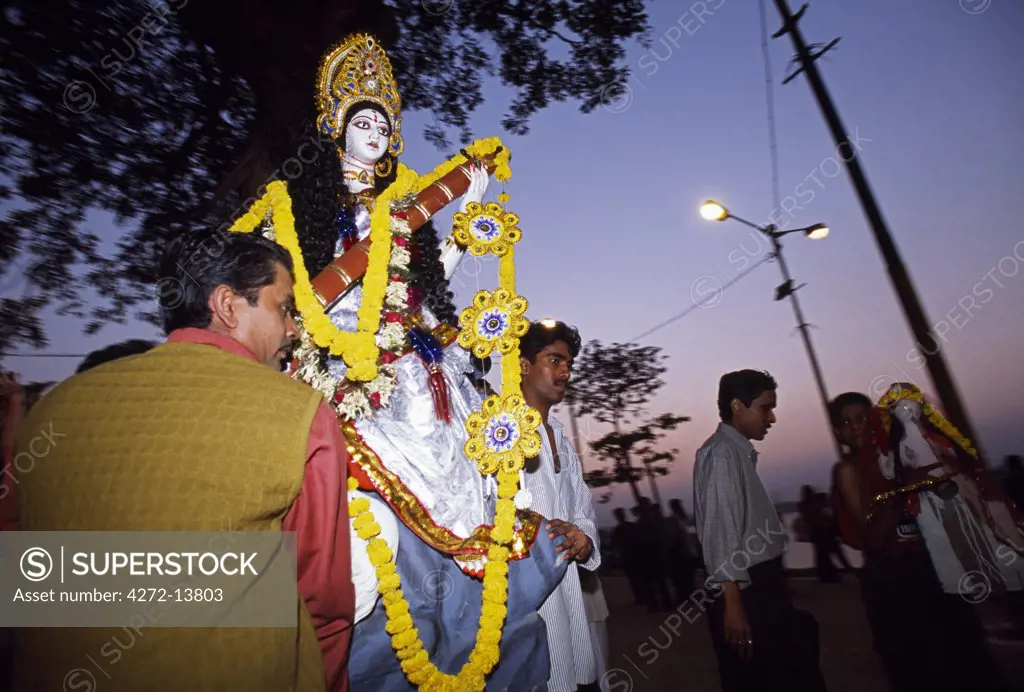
[610,498,700,613]
[0,31,625,692]
[684,371,1024,692]
[3,28,1024,692]
[0,230,614,691]
[5,264,1024,692]
[796,484,853,582]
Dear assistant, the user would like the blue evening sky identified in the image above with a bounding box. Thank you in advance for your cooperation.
[7,1,1024,524]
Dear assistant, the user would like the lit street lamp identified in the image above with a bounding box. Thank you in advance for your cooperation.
[699,200,839,458]
[699,201,728,222]
[701,200,829,240]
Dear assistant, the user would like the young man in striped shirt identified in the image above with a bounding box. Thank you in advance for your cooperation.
[693,369,826,692]
[519,320,602,692]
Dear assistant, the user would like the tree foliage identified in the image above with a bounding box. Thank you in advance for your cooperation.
[568,341,686,502]
[0,0,649,357]
[567,340,667,426]
[585,412,690,500]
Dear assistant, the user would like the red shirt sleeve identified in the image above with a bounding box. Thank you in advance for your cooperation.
[283,401,354,692]
[1,400,23,531]
[0,452,19,531]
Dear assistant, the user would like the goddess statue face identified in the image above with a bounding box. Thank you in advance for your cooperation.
[891,398,922,425]
[344,107,391,166]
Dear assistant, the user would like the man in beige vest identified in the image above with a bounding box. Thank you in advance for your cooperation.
[10,229,354,691]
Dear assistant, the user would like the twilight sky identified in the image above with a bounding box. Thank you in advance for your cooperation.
[6,0,1024,526]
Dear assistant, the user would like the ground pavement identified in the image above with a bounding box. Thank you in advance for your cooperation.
[601,573,1024,692]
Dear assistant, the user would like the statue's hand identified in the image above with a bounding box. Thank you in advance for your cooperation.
[442,161,489,280]
[458,160,489,214]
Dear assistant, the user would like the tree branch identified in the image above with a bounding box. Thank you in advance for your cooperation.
[545,28,580,46]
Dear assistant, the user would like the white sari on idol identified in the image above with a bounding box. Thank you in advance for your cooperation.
[885,401,1024,594]
[327,203,515,583]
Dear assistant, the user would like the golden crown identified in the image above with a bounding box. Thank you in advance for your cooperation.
[315,33,404,158]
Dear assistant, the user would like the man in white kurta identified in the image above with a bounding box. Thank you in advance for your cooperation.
[580,565,611,691]
[519,320,602,692]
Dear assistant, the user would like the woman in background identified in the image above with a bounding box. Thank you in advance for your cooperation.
[831,391,1005,692]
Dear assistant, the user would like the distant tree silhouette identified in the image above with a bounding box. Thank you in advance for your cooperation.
[567,341,689,504]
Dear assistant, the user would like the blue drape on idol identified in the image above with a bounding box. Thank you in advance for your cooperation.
[348,512,568,690]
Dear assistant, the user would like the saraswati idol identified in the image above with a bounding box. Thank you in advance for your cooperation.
[229,33,566,691]
[869,383,1024,596]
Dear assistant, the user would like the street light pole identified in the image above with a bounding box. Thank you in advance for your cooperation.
[767,228,838,458]
[770,0,983,458]
[718,210,840,459]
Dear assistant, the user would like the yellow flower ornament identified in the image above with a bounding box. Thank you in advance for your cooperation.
[452,202,521,257]
[876,383,978,459]
[240,40,532,686]
[457,289,530,359]
[465,394,542,476]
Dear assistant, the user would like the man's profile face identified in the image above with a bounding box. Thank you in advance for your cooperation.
[732,389,777,441]
[231,263,298,369]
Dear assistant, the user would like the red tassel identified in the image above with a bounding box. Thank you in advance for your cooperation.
[426,363,451,424]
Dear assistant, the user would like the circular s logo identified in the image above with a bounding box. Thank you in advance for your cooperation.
[62,80,97,114]
[958,570,991,604]
[20,547,53,582]
[421,569,455,604]
[959,0,991,14]
[868,374,898,401]
[602,668,634,692]
[63,668,96,692]
[600,82,634,115]
[421,0,454,15]
[690,275,724,309]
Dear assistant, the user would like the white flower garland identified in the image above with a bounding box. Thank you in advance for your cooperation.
[289,210,415,421]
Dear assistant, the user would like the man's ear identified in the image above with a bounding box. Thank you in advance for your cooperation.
[731,398,742,415]
[208,284,242,330]
[520,357,530,376]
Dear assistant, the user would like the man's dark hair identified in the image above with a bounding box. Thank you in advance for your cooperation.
[717,369,778,422]
[157,229,294,334]
[76,339,157,374]
[828,392,873,428]
[519,321,582,363]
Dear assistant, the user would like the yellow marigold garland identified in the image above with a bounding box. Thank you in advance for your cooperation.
[228,138,511,386]
[232,138,538,691]
[227,181,378,377]
[335,138,539,690]
[228,134,532,687]
[347,462,520,690]
[498,252,519,393]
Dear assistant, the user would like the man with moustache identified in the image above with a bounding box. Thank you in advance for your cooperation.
[693,369,826,692]
[518,320,602,692]
[10,230,353,692]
